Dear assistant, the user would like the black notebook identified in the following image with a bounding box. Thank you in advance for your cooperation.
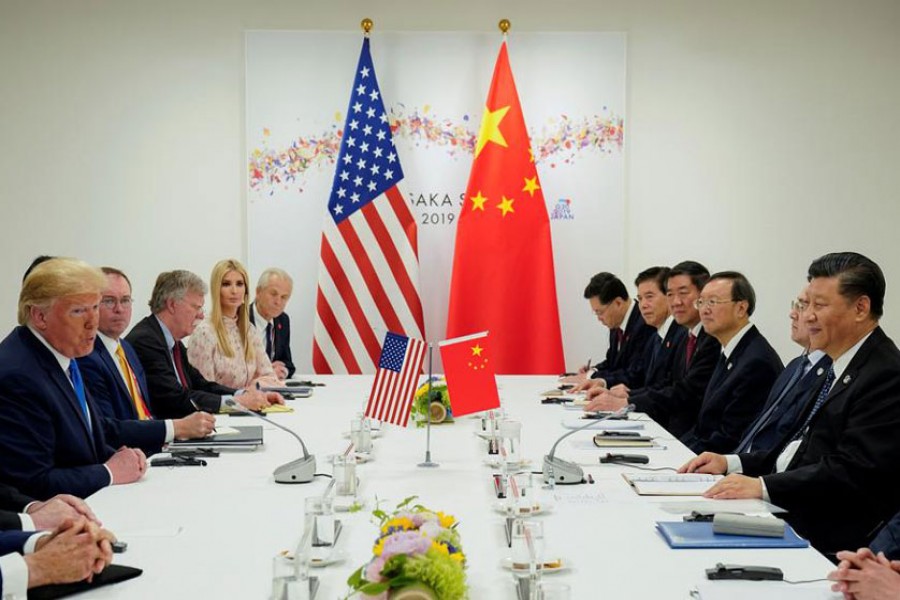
[29,564,142,600]
[169,425,264,448]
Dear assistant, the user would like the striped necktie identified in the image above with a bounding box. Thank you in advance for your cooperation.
[115,342,151,420]
[790,366,836,442]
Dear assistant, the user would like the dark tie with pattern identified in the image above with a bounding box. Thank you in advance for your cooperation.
[790,366,836,442]
[171,342,189,389]
[265,322,274,360]
[685,332,698,367]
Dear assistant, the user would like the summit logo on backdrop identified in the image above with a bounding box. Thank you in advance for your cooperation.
[550,198,574,220]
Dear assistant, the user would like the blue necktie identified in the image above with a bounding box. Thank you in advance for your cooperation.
[790,365,835,442]
[736,357,808,453]
[265,322,274,360]
[67,360,91,431]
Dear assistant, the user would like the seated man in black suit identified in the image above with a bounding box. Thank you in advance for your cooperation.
[679,271,783,453]
[608,266,687,393]
[682,252,900,554]
[733,285,831,454]
[568,272,656,390]
[0,258,146,499]
[127,270,278,420]
[0,517,115,596]
[249,268,295,380]
[585,261,721,438]
[78,267,215,446]
[1,481,98,532]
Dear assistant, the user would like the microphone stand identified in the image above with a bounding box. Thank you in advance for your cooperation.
[223,398,316,483]
[418,343,439,468]
[542,404,635,486]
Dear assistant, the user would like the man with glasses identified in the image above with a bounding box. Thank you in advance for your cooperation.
[679,271,783,453]
[78,267,216,449]
[681,252,900,554]
[731,287,831,454]
[127,270,278,420]
[585,261,721,438]
[566,272,655,390]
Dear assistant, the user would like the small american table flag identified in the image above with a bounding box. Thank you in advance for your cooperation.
[364,332,426,427]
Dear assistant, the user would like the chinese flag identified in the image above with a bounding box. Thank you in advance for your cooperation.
[446,41,564,374]
[439,331,501,417]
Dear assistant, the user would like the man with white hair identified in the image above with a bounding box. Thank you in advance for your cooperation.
[249,268,295,379]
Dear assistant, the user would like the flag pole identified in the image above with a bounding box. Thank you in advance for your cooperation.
[361,17,373,37]
[498,18,510,35]
[418,343,439,468]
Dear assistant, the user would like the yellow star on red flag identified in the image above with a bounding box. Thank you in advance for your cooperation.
[474,105,510,158]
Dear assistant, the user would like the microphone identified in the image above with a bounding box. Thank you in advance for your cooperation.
[222,398,316,484]
[542,404,635,485]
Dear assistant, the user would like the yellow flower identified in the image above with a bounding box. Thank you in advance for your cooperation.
[450,552,465,563]
[382,517,415,534]
[437,512,456,528]
[373,537,386,556]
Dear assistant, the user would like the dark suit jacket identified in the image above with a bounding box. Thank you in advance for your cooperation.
[592,302,656,388]
[0,530,32,556]
[680,325,783,454]
[742,327,900,554]
[629,327,721,438]
[77,337,167,456]
[0,483,34,531]
[642,321,688,389]
[126,316,236,419]
[0,327,115,500]
[249,303,296,378]
[735,352,832,454]
[872,511,900,560]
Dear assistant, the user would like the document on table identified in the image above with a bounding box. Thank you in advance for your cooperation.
[623,473,722,496]
[694,581,841,600]
[562,418,644,430]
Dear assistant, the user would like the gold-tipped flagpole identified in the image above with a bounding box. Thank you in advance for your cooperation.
[498,18,510,36]
[361,18,373,36]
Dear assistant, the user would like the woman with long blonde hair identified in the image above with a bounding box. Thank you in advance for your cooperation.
[188,259,282,389]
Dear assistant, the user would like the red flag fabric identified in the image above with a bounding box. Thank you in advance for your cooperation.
[439,331,501,417]
[446,41,564,374]
[364,332,426,427]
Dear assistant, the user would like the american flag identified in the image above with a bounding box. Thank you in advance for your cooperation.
[312,37,425,374]
[364,332,426,426]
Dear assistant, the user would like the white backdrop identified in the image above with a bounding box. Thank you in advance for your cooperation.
[246,31,626,372]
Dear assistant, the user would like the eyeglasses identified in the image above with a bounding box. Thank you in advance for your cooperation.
[100,297,133,309]
[592,303,611,317]
[790,299,809,312]
[693,298,736,310]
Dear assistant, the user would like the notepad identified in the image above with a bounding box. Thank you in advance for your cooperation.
[170,425,263,448]
[623,473,722,496]
[261,404,295,414]
[593,434,655,447]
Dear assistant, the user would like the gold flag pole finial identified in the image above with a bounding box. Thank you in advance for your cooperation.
[498,19,511,35]
[361,18,373,36]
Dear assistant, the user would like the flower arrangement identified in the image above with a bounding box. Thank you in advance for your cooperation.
[346,496,467,600]
[412,377,454,426]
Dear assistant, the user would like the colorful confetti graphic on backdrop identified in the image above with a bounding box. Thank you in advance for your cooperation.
[248,104,624,197]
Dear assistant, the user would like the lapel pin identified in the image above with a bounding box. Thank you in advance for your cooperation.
[727,363,733,371]
[842,375,851,385]
[816,368,824,376]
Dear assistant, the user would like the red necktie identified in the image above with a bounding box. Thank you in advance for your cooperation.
[685,332,698,367]
[171,342,189,389]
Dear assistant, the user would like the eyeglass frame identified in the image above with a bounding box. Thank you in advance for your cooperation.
[693,298,737,310]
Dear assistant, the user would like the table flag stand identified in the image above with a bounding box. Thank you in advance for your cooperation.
[418,343,440,469]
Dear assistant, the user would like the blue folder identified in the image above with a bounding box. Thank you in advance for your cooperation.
[656,521,809,549]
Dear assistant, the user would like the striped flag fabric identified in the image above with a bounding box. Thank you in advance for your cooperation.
[364,332,426,427]
[312,37,425,374]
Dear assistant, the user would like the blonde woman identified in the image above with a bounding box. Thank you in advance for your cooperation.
[188,259,283,390]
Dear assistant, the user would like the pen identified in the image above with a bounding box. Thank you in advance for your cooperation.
[585,358,592,372]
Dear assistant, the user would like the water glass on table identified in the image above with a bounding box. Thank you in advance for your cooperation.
[350,416,373,454]
[333,455,358,497]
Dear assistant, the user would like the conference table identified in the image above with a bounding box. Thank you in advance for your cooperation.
[84,376,838,599]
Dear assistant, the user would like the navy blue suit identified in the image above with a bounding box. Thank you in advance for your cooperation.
[681,325,783,454]
[249,303,295,379]
[0,529,34,593]
[0,327,115,500]
[740,327,900,553]
[77,337,167,456]
[734,352,832,454]
[0,483,34,531]
[872,511,900,560]
[629,327,721,438]
[641,321,688,390]
[592,302,656,388]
